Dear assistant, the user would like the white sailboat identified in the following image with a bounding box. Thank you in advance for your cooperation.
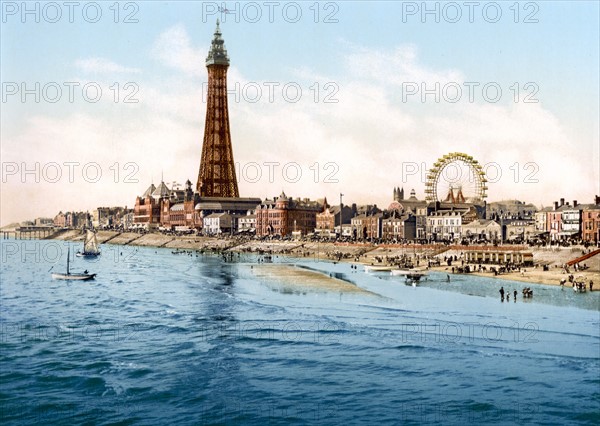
[51,247,96,281]
[76,229,101,258]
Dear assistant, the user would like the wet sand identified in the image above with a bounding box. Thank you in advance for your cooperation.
[248,264,375,295]
[432,266,600,289]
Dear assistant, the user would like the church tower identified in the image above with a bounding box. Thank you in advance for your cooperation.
[196,20,239,198]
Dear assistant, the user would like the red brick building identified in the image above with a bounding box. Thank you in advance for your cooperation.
[53,212,66,227]
[315,199,353,235]
[547,199,571,241]
[255,191,322,237]
[160,180,201,230]
[133,183,163,229]
[581,199,600,244]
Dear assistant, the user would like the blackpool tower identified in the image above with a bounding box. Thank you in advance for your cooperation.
[196,20,239,198]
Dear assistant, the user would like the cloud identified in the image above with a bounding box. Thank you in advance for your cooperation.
[345,44,464,87]
[74,57,141,74]
[2,26,598,225]
[151,24,205,77]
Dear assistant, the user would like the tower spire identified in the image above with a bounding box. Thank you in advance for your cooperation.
[197,19,239,198]
[206,19,229,66]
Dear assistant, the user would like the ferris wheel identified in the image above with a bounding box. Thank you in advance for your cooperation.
[425,152,488,204]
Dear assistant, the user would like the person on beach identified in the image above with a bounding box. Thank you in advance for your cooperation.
[590,280,594,291]
[514,290,517,301]
[499,287,505,301]
[446,274,450,282]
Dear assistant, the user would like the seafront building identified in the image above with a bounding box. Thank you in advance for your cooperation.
[486,200,536,219]
[548,201,566,241]
[134,182,168,229]
[63,190,600,243]
[159,180,200,231]
[387,188,428,240]
[535,207,553,235]
[203,212,236,235]
[237,211,256,234]
[255,191,323,237]
[426,210,466,242]
[133,179,260,232]
[503,218,536,242]
[315,200,353,237]
[53,211,90,229]
[560,202,584,240]
[581,201,600,244]
[382,212,417,241]
[462,219,502,242]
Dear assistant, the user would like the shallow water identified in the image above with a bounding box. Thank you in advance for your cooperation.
[1,240,599,425]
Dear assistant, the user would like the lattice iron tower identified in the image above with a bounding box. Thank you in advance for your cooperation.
[196,20,239,197]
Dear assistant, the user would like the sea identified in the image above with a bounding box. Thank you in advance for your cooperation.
[1,239,599,425]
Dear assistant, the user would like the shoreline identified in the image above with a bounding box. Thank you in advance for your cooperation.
[430,266,599,289]
[9,229,599,290]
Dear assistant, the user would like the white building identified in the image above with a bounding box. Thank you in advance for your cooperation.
[426,211,464,242]
[462,219,501,242]
[238,212,256,233]
[334,223,353,237]
[534,208,552,233]
[203,213,234,235]
[504,219,537,242]
[561,205,583,239]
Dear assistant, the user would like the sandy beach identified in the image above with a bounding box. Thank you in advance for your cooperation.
[29,228,600,290]
[248,264,376,295]
[432,265,599,289]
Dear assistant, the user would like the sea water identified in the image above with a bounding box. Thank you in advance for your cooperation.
[1,240,598,425]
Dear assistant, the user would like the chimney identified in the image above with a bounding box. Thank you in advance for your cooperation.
[573,200,578,207]
[595,195,600,205]
[554,201,559,210]
[560,198,565,206]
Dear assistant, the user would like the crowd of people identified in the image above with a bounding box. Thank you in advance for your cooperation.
[498,286,532,301]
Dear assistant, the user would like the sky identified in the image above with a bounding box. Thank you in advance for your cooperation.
[1,1,599,225]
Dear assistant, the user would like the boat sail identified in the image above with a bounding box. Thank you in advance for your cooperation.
[51,247,96,281]
[76,229,100,257]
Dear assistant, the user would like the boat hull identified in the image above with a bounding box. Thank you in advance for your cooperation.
[76,251,100,258]
[364,265,394,272]
[390,269,428,280]
[51,273,96,281]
